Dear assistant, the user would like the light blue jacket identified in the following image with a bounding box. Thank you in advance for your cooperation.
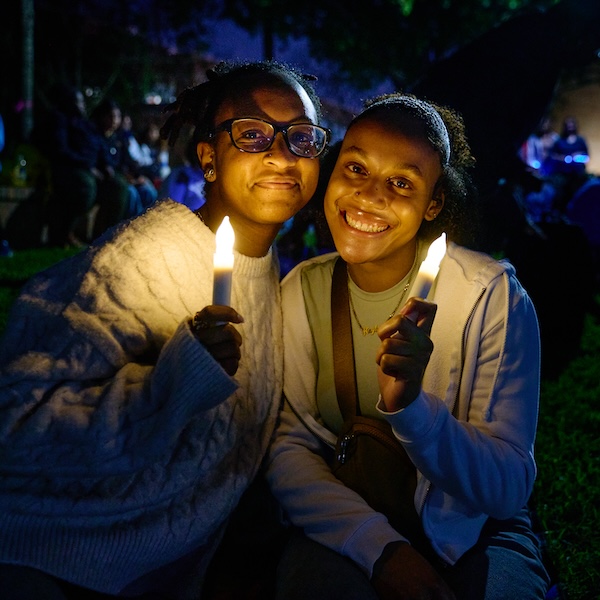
[267,242,540,576]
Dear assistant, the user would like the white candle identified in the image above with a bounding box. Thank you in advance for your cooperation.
[409,233,447,300]
[213,216,235,306]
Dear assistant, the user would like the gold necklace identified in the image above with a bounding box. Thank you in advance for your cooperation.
[347,260,419,336]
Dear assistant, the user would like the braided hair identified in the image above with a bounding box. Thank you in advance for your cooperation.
[160,60,323,149]
[351,93,478,246]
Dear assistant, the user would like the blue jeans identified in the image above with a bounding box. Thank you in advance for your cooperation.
[275,507,550,600]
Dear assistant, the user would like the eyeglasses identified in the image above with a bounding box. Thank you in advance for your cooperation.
[212,118,330,158]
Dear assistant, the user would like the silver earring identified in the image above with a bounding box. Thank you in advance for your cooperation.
[205,168,214,179]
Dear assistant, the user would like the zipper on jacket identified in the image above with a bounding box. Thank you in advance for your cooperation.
[451,286,486,419]
[418,287,486,518]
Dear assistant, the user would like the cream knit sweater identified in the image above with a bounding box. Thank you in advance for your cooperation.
[0,200,283,597]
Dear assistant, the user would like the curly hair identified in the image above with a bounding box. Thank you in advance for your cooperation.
[351,93,479,245]
[160,59,323,149]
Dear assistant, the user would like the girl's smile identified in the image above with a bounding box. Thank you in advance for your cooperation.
[342,207,390,233]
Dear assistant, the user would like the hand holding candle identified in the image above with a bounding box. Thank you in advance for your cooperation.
[213,216,235,306]
[381,234,445,406]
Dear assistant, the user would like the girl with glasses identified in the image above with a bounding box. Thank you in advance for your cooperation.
[0,60,325,599]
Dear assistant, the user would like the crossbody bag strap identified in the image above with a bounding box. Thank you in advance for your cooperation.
[331,256,361,421]
[330,257,435,560]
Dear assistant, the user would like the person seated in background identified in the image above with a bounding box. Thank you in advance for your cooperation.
[547,116,590,174]
[126,117,171,189]
[267,93,550,600]
[37,84,129,247]
[158,136,205,211]
[545,116,591,212]
[518,117,561,223]
[519,116,559,178]
[91,99,158,220]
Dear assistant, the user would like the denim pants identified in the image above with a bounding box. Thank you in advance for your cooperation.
[275,507,550,600]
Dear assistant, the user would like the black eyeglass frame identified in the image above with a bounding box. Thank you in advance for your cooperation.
[211,117,331,158]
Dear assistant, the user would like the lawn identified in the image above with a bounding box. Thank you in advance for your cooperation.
[0,247,81,331]
[0,248,598,599]
[532,304,600,600]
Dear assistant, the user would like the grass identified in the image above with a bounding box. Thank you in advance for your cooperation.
[532,304,600,599]
[0,247,80,330]
[0,248,598,598]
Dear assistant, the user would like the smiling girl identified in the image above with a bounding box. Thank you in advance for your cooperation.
[0,60,327,599]
[267,94,550,600]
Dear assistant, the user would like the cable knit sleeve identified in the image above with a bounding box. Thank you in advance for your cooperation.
[0,201,237,473]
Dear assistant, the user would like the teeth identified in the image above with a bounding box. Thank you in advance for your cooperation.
[345,213,388,233]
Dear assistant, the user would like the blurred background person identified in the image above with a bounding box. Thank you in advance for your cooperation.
[158,136,205,211]
[42,85,129,247]
[91,99,157,222]
[519,116,559,177]
[545,115,590,212]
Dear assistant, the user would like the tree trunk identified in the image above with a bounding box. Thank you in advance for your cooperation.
[21,0,35,141]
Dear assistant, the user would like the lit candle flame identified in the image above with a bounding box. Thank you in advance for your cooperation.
[409,233,446,300]
[214,216,235,269]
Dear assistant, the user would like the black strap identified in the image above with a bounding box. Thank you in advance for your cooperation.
[331,257,360,420]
